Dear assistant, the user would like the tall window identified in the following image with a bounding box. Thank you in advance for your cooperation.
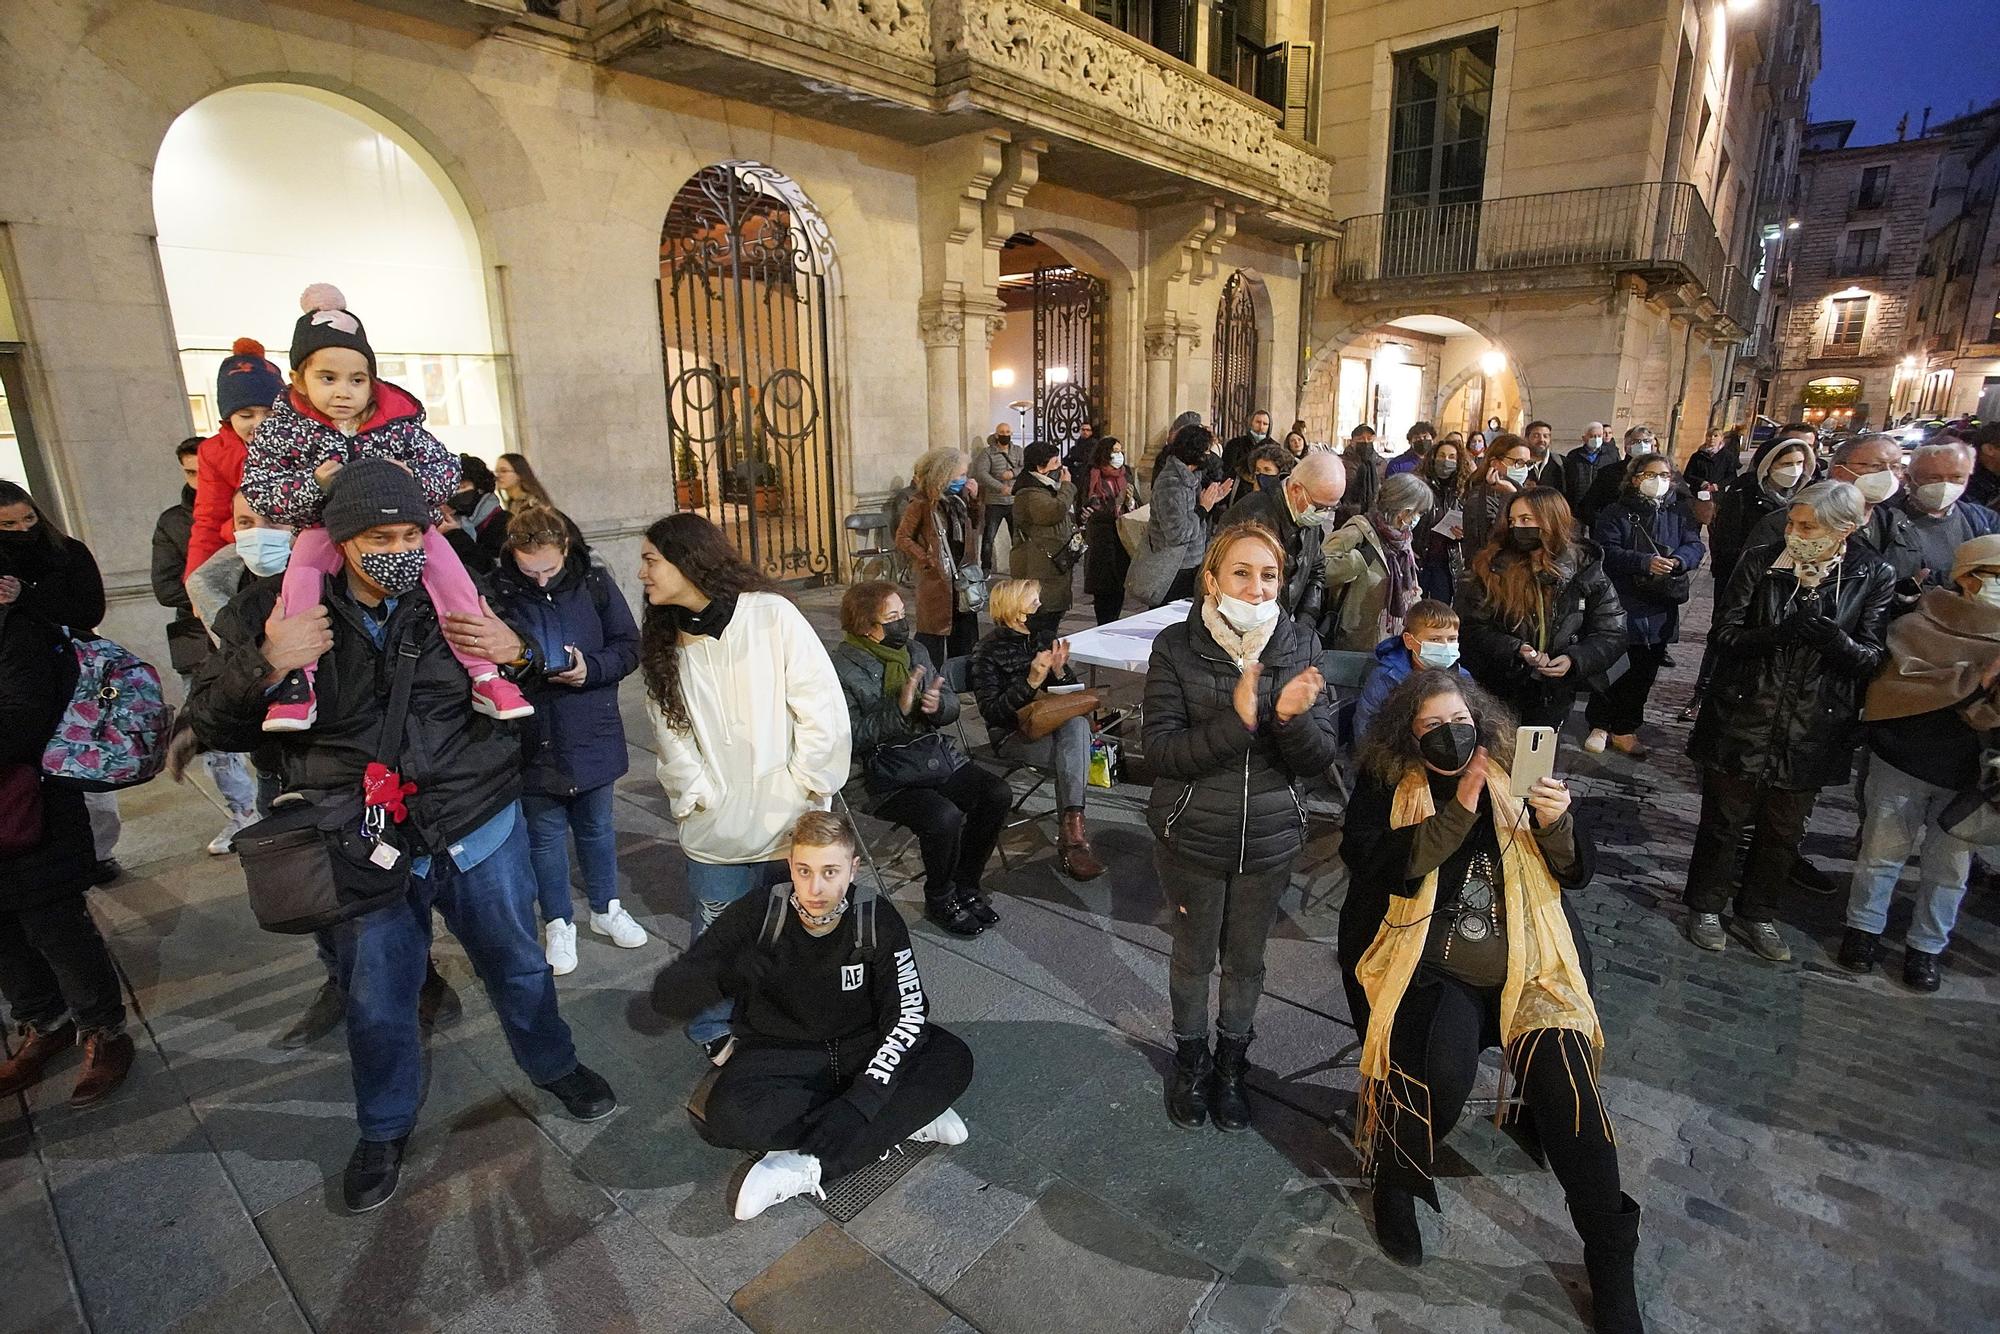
[1856,165,1891,209]
[1840,228,1881,274]
[1827,296,1869,350]
[1386,31,1497,212]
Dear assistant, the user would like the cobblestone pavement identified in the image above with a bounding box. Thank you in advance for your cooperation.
[5,583,1997,1333]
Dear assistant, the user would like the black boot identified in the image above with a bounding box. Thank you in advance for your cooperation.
[925,893,984,938]
[1371,1177,1424,1266]
[1569,1193,1645,1334]
[1208,1032,1252,1133]
[1164,1036,1211,1129]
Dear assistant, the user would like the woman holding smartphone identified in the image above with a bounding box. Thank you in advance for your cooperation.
[1338,671,1641,1333]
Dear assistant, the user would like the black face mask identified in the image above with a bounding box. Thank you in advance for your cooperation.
[1506,526,1544,554]
[447,490,482,517]
[879,618,911,649]
[0,527,48,577]
[1419,721,1479,774]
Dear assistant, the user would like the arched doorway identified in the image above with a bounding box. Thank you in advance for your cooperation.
[153,85,506,457]
[989,234,1107,452]
[1211,271,1261,444]
[659,162,840,582]
[1802,375,1863,432]
[1304,312,1523,453]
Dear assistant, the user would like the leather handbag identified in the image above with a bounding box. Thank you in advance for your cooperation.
[865,732,968,792]
[1016,689,1100,741]
[1630,516,1691,606]
[234,628,425,934]
[1046,529,1087,574]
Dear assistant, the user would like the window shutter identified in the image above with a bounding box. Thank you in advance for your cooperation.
[1278,40,1314,138]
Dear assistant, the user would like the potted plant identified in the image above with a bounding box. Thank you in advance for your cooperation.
[674,439,706,510]
[745,441,782,515]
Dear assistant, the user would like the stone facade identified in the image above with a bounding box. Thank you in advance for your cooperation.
[1903,108,2000,420]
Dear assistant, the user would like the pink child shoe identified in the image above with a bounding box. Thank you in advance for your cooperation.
[262,678,318,733]
[470,675,535,721]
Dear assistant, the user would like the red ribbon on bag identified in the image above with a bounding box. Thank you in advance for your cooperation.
[362,762,418,824]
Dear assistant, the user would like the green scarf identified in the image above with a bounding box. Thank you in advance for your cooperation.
[844,632,912,697]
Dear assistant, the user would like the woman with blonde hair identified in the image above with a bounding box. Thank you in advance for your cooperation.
[896,446,982,665]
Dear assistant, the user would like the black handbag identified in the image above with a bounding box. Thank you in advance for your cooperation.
[233,630,425,934]
[934,508,988,613]
[1629,515,1691,606]
[865,732,968,793]
[1047,529,1087,574]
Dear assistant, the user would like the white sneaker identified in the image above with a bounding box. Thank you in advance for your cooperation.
[206,812,254,856]
[589,900,649,948]
[908,1107,969,1146]
[1583,729,1609,754]
[732,1150,825,1221]
[545,919,578,976]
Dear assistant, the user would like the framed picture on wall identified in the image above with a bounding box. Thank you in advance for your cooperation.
[188,394,213,435]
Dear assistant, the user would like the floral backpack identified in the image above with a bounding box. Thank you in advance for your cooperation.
[41,633,174,790]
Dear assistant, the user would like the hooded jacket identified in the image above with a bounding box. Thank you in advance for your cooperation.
[1688,541,1895,790]
[1455,542,1627,713]
[1352,636,1473,742]
[1709,439,1813,584]
[186,421,250,577]
[1142,600,1341,874]
[241,382,456,529]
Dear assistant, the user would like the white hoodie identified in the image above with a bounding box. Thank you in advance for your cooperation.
[652,591,852,865]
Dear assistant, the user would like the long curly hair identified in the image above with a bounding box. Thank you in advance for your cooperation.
[1357,669,1518,787]
[639,513,781,733]
[1467,486,1577,626]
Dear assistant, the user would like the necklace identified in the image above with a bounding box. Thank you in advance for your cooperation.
[1441,851,1501,960]
[791,893,849,929]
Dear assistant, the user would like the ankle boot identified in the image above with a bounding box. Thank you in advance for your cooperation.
[69,1030,135,1108]
[0,1020,77,1097]
[1057,809,1105,881]
[1371,1178,1424,1266]
[1208,1032,1252,1132]
[1569,1193,1645,1334]
[1164,1036,1211,1129]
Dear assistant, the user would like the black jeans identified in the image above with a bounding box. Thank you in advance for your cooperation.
[917,611,980,674]
[873,761,1013,905]
[1684,768,1816,921]
[0,894,125,1035]
[1586,640,1669,735]
[1093,590,1127,625]
[1157,843,1295,1041]
[980,505,1015,571]
[700,1026,975,1178]
[1162,566,1199,606]
[1376,968,1621,1212]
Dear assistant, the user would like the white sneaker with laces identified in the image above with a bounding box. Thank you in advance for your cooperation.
[908,1107,969,1146]
[589,900,649,948]
[545,919,578,976]
[207,812,254,857]
[733,1150,825,1221]
[1583,729,1609,754]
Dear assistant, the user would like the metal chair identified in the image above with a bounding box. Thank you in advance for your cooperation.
[844,512,896,583]
[1318,648,1377,801]
[941,654,1059,869]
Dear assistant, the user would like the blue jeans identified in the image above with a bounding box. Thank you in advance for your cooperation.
[181,672,258,816]
[523,785,620,923]
[330,804,578,1139]
[682,856,790,1046]
[1846,759,1975,955]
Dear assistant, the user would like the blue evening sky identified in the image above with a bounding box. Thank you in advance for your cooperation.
[1811,0,2000,145]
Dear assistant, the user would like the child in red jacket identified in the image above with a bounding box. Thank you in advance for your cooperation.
[185,340,284,578]
[241,285,532,731]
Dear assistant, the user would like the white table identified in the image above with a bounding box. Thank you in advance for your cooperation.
[1062,600,1191,674]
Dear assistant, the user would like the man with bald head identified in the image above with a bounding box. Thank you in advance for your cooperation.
[1223,446,1346,624]
[1560,420,1620,518]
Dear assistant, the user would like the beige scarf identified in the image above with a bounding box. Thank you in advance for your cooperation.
[1353,764,1606,1176]
[1200,597,1279,668]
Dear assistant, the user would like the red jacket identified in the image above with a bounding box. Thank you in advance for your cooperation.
[186,423,250,577]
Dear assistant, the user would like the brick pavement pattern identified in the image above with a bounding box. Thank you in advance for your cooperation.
[3,584,1997,1333]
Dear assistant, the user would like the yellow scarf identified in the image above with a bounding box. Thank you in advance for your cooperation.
[1353,763,1604,1172]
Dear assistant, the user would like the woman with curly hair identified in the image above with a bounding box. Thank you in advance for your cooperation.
[1337,670,1641,1332]
[896,445,983,665]
[640,513,851,1064]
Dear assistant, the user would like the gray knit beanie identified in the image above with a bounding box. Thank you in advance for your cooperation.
[323,458,430,543]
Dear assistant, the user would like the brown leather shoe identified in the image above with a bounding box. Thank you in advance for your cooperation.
[69,1031,134,1108]
[0,1021,77,1098]
[1057,808,1105,881]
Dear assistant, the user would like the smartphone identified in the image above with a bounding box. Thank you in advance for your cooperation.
[1514,726,1558,792]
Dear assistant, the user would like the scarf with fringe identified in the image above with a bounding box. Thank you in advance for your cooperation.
[1199,596,1279,668]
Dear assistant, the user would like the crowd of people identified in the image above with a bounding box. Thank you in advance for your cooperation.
[6,281,2000,1332]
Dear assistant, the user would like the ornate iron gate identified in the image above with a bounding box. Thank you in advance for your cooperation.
[1032,265,1106,451]
[1210,270,1259,442]
[659,162,840,582]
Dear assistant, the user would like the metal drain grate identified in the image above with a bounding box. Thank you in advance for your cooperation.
[813,1142,936,1223]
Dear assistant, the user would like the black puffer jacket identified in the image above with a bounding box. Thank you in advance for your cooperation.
[187,575,528,853]
[1689,541,1895,790]
[1142,602,1340,875]
[969,625,1078,740]
[0,605,92,910]
[1456,543,1627,718]
[1220,485,1326,626]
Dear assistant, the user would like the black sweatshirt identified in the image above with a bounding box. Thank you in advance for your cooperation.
[650,892,928,1119]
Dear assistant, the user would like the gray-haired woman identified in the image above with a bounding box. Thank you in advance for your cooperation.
[895,446,983,666]
[1683,481,1894,961]
[1320,472,1434,652]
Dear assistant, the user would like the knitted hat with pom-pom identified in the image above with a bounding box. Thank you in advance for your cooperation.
[290,283,375,375]
[215,337,285,421]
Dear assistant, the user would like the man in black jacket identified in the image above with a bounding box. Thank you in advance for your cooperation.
[187,460,616,1214]
[1220,408,1273,485]
[1221,447,1345,624]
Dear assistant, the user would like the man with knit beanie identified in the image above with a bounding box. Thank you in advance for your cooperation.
[186,458,616,1213]
[187,339,286,578]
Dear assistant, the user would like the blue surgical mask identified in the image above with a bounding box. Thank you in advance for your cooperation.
[234,527,293,577]
[1414,639,1460,670]
[945,477,967,495]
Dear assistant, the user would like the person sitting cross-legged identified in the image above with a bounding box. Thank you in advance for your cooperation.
[644,811,975,1221]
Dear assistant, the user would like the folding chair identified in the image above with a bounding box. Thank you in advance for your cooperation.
[844,512,896,583]
[941,655,1060,869]
[835,787,924,898]
[1318,649,1377,802]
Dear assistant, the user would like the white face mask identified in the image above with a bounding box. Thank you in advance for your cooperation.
[1630,440,1657,457]
[1215,591,1281,632]
[1976,578,2000,609]
[1916,481,1967,512]
[234,526,293,576]
[1414,639,1460,669]
[1769,463,1805,489]
[1638,476,1671,500]
[1505,464,1532,486]
[1851,470,1900,504]
[1109,452,1125,469]
[1785,531,1842,563]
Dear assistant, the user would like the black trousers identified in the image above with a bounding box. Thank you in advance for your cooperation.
[0,894,125,1035]
[980,505,1015,569]
[1093,590,1127,625]
[1586,641,1669,735]
[917,611,980,674]
[1162,566,1199,606]
[700,1026,975,1179]
[1376,968,1620,1213]
[873,762,1013,904]
[1684,769,1815,921]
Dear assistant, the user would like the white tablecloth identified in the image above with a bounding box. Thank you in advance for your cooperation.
[1062,600,1191,674]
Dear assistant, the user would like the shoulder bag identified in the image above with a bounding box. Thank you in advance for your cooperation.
[865,731,968,793]
[934,506,988,613]
[1629,513,1691,606]
[1016,688,1100,741]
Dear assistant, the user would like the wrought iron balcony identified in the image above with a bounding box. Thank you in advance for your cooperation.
[1326,181,1753,324]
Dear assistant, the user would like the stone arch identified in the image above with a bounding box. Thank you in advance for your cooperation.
[1304,303,1535,426]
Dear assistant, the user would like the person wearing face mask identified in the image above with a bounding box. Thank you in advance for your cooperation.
[1337,673,1640,1330]
[1223,448,1347,625]
[1352,599,1473,739]
[1460,433,1535,557]
[1576,427,1655,529]
[1010,442,1081,638]
[1414,438,1465,602]
[1896,440,2000,588]
[1558,422,1620,517]
[1682,481,1894,962]
[1320,473,1433,653]
[1337,424,1383,522]
[1131,424,1235,608]
[1966,422,2000,509]
[1707,437,1814,593]
[969,424,1023,570]
[1081,437,1139,624]
[1457,488,1627,729]
[1145,524,1338,1133]
[1385,421,1434,478]
[1586,456,1704,756]
[895,446,984,665]
[1840,533,2000,991]
[187,459,618,1211]
[1745,433,1924,592]
[1221,408,1274,485]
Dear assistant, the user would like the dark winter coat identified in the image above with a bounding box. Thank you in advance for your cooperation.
[0,605,92,910]
[241,383,456,528]
[1749,498,1926,586]
[1081,468,1136,597]
[1592,496,1706,645]
[1010,472,1078,614]
[1681,444,1740,494]
[490,552,640,798]
[969,624,1076,740]
[1455,544,1627,720]
[830,637,959,811]
[187,575,528,853]
[1221,484,1326,625]
[1709,438,1812,584]
[152,487,211,673]
[1560,445,1622,516]
[1688,542,1895,790]
[1142,602,1341,875]
[0,530,105,634]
